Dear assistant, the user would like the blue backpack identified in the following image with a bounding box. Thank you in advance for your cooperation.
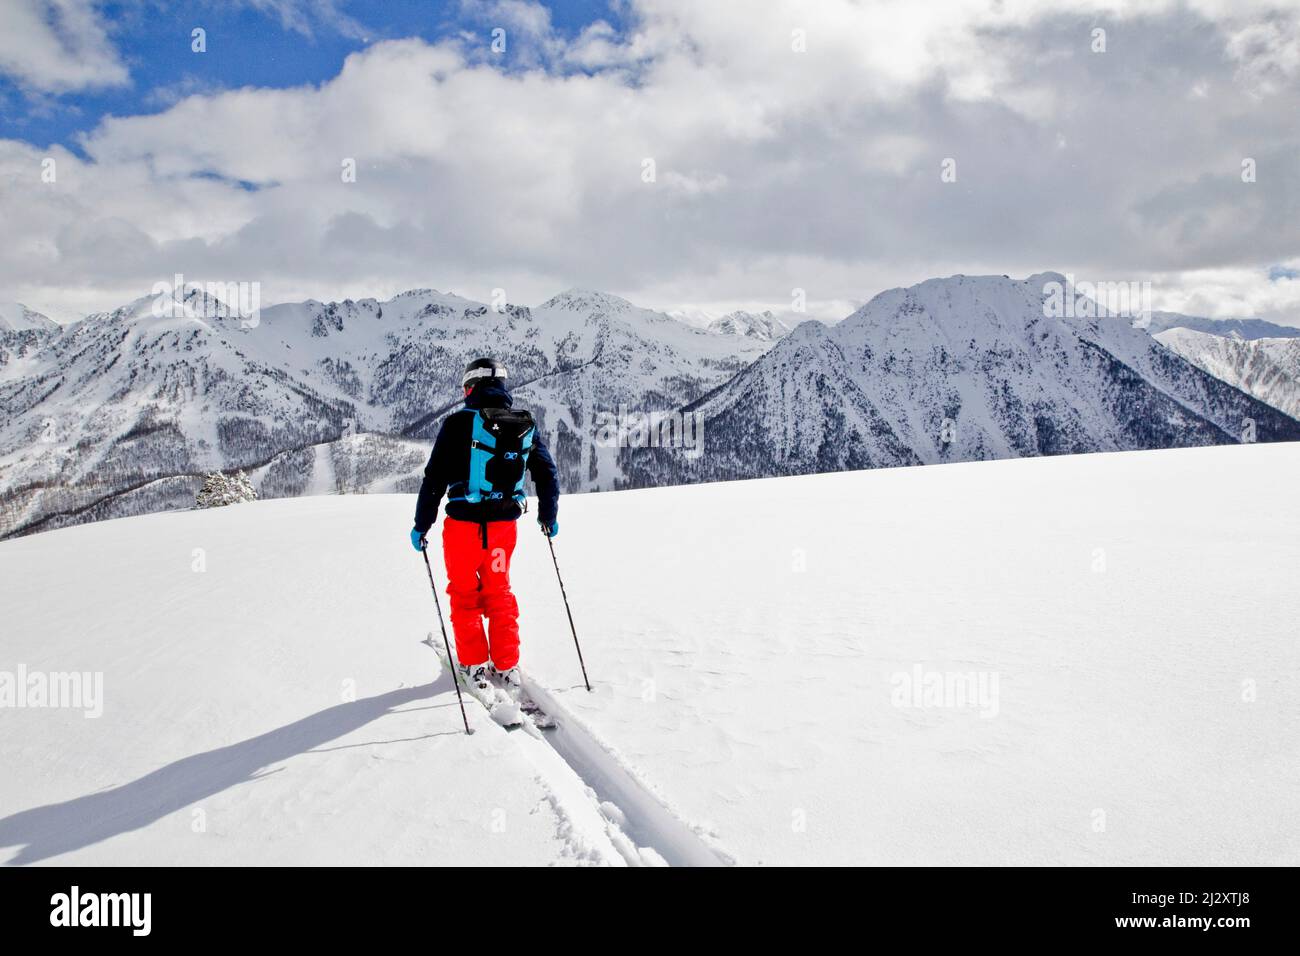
[449,407,536,507]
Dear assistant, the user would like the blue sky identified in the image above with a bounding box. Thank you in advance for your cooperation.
[1,0,622,152]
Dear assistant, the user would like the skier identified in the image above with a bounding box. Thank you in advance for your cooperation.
[410,357,560,697]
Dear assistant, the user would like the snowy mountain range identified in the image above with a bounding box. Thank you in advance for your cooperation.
[1154,327,1300,421]
[3,273,1298,539]
[623,273,1300,486]
[1141,311,1300,340]
[0,287,769,537]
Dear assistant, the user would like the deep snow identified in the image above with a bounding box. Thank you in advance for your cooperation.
[2,443,1297,865]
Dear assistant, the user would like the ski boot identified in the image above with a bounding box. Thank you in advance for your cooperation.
[459,661,494,706]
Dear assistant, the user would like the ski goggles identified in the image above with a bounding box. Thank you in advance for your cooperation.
[462,364,508,387]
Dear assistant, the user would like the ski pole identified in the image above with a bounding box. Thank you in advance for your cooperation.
[421,541,472,734]
[544,527,592,692]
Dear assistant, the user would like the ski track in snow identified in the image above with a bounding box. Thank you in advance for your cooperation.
[519,675,729,866]
[423,635,716,865]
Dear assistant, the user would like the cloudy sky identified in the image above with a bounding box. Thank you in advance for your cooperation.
[0,0,1297,323]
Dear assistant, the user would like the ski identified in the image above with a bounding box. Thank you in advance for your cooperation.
[420,635,556,733]
[487,668,558,730]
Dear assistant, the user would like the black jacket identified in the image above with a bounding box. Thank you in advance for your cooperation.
[413,381,559,533]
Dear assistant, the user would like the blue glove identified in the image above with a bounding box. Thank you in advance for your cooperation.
[410,528,427,551]
[539,519,558,538]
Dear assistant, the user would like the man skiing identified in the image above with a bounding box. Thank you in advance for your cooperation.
[410,358,560,697]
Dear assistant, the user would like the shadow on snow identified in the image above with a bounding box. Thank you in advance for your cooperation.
[0,678,452,865]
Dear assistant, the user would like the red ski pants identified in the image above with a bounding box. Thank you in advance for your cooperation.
[441,517,520,670]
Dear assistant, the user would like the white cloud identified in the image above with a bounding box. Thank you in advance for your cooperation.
[240,0,369,41]
[1151,266,1300,322]
[457,0,565,66]
[1,0,1298,324]
[1223,17,1300,95]
[462,0,554,40]
[0,0,129,93]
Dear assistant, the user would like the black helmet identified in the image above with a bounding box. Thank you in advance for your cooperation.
[462,357,507,389]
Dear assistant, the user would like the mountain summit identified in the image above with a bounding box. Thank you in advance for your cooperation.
[623,273,1300,486]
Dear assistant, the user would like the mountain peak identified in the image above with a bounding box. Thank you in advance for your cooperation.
[840,271,1078,339]
[708,309,794,342]
[0,302,59,334]
[787,318,830,342]
[667,271,1300,488]
[390,288,442,300]
[538,289,636,314]
[81,286,247,327]
[1025,271,1068,289]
